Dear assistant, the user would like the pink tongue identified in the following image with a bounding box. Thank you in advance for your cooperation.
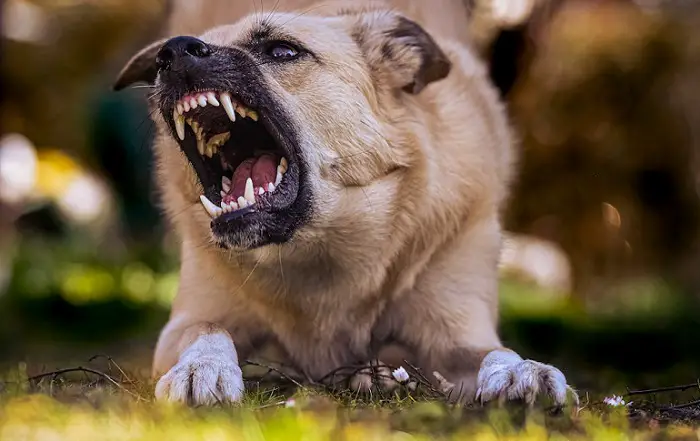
[231,154,278,197]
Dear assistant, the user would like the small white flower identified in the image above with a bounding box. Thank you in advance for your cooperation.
[603,395,629,407]
[392,366,410,384]
[284,398,296,408]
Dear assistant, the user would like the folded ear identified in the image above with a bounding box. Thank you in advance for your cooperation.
[113,38,167,91]
[351,11,451,94]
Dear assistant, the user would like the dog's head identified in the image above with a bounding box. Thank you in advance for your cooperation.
[115,9,451,250]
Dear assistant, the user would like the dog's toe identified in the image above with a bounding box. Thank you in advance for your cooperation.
[154,333,244,406]
[476,350,577,407]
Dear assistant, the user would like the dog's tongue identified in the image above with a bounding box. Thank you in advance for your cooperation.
[231,154,278,195]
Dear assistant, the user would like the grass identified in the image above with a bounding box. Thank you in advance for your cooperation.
[1,358,699,441]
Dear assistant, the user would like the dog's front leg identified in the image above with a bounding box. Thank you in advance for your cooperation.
[153,320,244,405]
[392,215,577,407]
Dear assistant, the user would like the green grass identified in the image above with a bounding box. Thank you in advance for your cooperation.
[1,362,699,441]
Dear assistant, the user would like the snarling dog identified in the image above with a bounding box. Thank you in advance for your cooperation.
[114,4,576,407]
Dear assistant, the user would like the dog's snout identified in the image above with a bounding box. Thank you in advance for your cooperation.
[156,36,212,71]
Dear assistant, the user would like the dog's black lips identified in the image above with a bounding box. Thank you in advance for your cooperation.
[154,44,312,249]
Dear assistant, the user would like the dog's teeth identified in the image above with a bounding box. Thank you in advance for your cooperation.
[174,110,185,141]
[220,93,236,122]
[248,110,258,121]
[222,176,232,192]
[237,196,248,208]
[190,98,198,109]
[267,183,275,192]
[207,92,220,106]
[221,190,227,198]
[197,95,207,107]
[258,187,264,196]
[274,171,282,186]
[280,157,288,172]
[183,100,190,112]
[206,132,231,150]
[198,138,207,156]
[176,103,184,115]
[236,106,246,118]
[199,195,221,218]
[221,201,235,213]
[244,178,255,203]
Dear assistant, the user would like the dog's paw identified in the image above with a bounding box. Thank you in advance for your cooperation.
[155,332,244,406]
[475,349,577,407]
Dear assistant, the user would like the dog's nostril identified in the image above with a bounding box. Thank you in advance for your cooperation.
[155,46,175,71]
[185,40,211,57]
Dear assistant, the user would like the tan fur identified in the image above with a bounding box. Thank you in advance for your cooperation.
[119,0,571,404]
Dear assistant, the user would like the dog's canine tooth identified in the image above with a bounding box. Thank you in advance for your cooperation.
[277,165,286,177]
[222,176,232,192]
[247,110,258,121]
[174,109,185,141]
[199,195,221,218]
[244,178,255,203]
[198,137,207,156]
[280,157,288,172]
[197,95,207,107]
[183,100,190,112]
[220,93,236,122]
[176,103,184,115]
[274,172,282,187]
[267,183,275,192]
[190,97,198,109]
[237,196,248,208]
[206,92,220,106]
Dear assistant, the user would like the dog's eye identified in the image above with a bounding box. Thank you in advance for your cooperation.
[265,42,299,60]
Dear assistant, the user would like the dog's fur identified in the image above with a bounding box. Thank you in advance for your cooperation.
[116,0,575,406]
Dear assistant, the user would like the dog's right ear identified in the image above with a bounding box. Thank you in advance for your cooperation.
[113,39,167,91]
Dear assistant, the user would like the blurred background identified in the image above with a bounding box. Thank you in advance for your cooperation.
[1,0,700,394]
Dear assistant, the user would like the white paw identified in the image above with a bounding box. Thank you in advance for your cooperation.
[155,332,244,406]
[476,349,577,407]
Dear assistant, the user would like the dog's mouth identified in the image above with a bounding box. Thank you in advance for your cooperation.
[167,90,298,224]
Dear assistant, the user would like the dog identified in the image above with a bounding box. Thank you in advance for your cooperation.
[114,0,576,407]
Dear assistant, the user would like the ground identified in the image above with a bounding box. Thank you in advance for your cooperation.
[1,352,699,441]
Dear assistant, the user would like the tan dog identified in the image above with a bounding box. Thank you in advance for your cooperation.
[114,1,576,406]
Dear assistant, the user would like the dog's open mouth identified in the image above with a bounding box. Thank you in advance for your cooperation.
[168,90,296,222]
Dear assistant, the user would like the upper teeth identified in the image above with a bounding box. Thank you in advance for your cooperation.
[172,91,259,156]
[199,156,289,219]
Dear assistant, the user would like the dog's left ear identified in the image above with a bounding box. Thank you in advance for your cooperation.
[113,39,167,91]
[352,12,451,94]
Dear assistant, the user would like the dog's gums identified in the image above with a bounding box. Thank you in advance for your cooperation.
[169,89,291,221]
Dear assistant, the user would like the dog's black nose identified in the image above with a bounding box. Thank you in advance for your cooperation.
[156,36,212,71]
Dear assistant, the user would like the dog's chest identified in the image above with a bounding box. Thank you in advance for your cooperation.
[247,296,388,379]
